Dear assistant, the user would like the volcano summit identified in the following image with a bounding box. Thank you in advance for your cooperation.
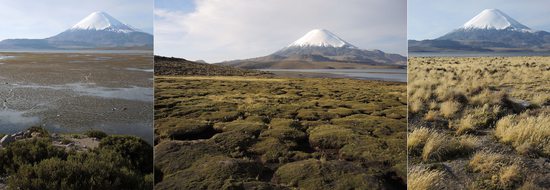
[0,11,153,50]
[409,9,550,52]
[219,29,405,69]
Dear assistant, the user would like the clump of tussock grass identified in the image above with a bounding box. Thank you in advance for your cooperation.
[409,100,424,114]
[454,104,502,134]
[408,127,479,161]
[407,127,432,153]
[407,166,445,190]
[468,151,524,189]
[494,109,550,157]
[440,100,461,119]
[423,110,439,121]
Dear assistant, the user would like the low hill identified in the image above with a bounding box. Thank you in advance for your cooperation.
[154,56,271,76]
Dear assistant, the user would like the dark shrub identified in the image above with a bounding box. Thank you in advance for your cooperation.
[0,138,66,175]
[99,135,153,173]
[84,130,108,139]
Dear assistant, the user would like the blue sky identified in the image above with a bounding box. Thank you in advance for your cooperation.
[155,0,407,63]
[0,0,153,40]
[408,0,550,40]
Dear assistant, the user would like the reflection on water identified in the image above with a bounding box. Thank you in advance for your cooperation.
[408,52,550,57]
[0,110,40,131]
[260,69,407,82]
[0,49,152,54]
[0,55,15,60]
[11,83,152,102]
[126,68,154,72]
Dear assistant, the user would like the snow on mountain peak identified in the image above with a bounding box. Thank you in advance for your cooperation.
[70,11,139,33]
[461,9,531,32]
[288,29,357,48]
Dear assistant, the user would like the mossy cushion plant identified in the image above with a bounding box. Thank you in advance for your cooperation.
[154,76,407,189]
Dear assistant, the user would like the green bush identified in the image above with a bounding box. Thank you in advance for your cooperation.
[9,150,152,190]
[2,135,153,189]
[0,138,66,175]
[99,135,154,174]
[84,130,108,139]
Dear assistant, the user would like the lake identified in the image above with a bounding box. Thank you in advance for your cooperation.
[260,69,407,82]
[409,51,550,57]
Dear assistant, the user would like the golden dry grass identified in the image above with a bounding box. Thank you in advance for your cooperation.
[469,151,524,189]
[494,108,550,156]
[440,100,461,118]
[407,127,432,152]
[469,151,506,174]
[407,166,445,190]
[499,164,522,188]
[424,110,439,121]
[408,56,549,189]
[408,127,478,162]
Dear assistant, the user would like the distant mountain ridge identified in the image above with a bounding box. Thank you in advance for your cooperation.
[410,9,550,52]
[219,29,406,69]
[154,56,270,76]
[0,11,152,50]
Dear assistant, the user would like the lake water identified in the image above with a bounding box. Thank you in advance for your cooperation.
[409,52,550,57]
[260,69,407,82]
[0,49,152,54]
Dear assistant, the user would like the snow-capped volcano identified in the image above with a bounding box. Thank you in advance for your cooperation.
[410,9,550,52]
[70,11,139,33]
[461,9,531,32]
[219,29,405,69]
[0,11,152,49]
[288,29,357,48]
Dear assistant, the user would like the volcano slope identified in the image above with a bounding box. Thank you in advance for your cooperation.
[407,56,550,190]
[154,57,407,189]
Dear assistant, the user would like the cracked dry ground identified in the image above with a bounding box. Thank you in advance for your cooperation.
[407,57,550,190]
[154,76,407,189]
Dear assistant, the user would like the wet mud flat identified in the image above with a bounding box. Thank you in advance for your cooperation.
[0,52,153,141]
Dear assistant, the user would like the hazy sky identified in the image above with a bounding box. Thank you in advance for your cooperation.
[408,0,550,40]
[155,0,407,63]
[0,0,153,40]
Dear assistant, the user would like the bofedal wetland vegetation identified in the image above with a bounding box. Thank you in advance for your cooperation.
[154,57,407,189]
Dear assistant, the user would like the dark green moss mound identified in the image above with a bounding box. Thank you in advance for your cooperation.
[155,77,407,189]
[308,125,359,149]
[155,156,269,189]
[273,159,382,189]
[155,118,215,140]
[154,140,223,177]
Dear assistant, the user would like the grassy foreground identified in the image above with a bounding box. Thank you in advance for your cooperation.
[154,75,407,189]
[407,56,549,190]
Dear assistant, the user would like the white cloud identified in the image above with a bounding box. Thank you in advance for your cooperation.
[155,0,406,62]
